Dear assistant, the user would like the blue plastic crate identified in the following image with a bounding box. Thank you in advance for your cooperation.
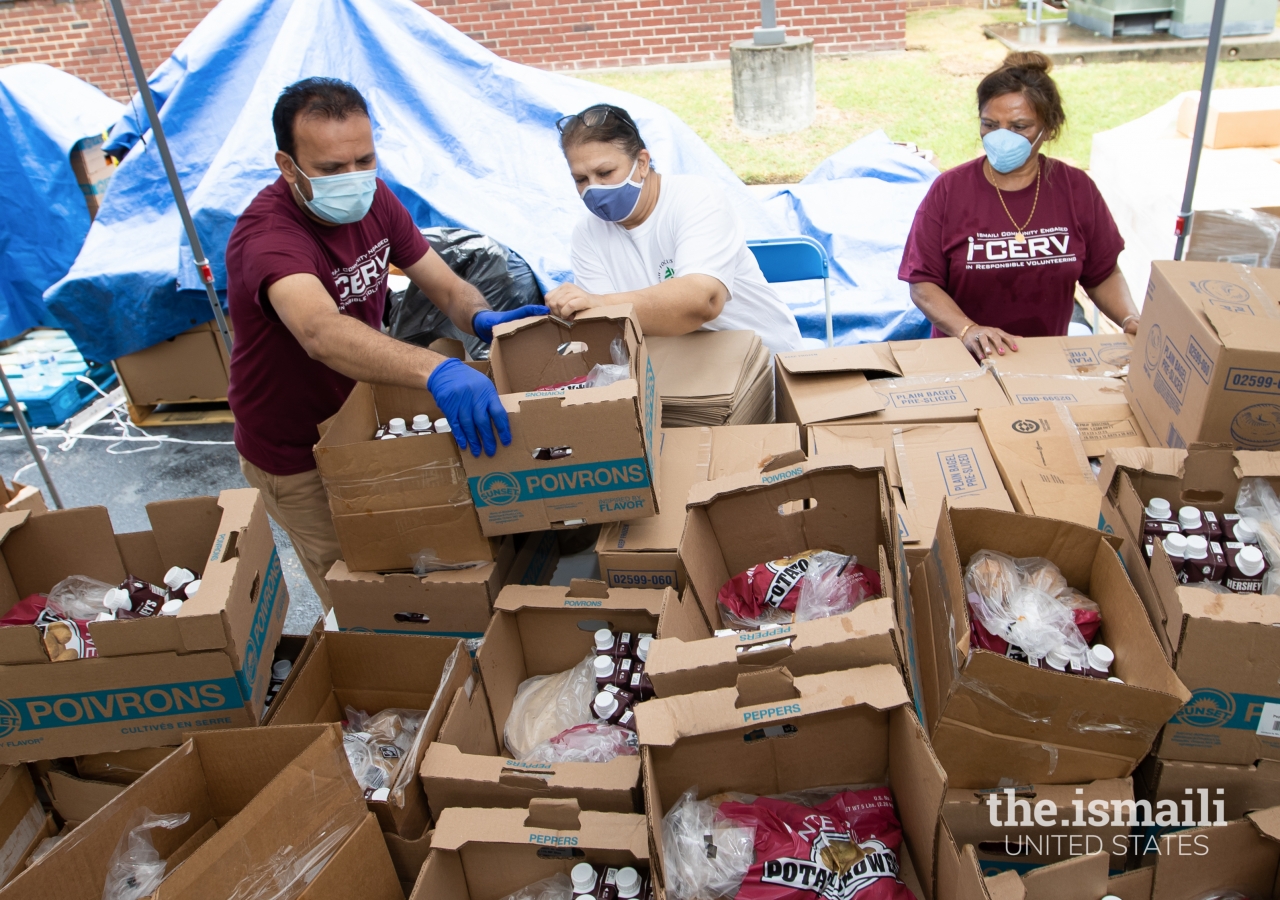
[0,330,117,428]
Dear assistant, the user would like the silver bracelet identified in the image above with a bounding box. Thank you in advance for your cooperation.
[1121,314,1139,329]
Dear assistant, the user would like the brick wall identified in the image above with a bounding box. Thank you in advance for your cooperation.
[0,0,904,102]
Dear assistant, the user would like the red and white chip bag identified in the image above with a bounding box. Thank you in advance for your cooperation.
[718,550,881,631]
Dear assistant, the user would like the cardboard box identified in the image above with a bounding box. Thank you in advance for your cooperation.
[3,724,400,900]
[74,745,173,784]
[1126,261,1280,451]
[508,531,561,586]
[69,133,114,218]
[409,801,648,900]
[775,338,1009,436]
[808,422,1015,562]
[1186,206,1280,270]
[264,631,471,838]
[978,403,1101,528]
[637,665,946,898]
[0,482,44,517]
[1140,755,1280,823]
[423,582,668,817]
[44,768,122,825]
[0,489,289,762]
[914,505,1190,786]
[944,779,1133,877]
[987,335,1133,411]
[462,305,661,536]
[1178,91,1280,149]
[1098,444,1280,765]
[648,453,909,697]
[315,381,495,573]
[595,424,801,591]
[113,322,231,408]
[0,765,45,886]
[1068,404,1150,459]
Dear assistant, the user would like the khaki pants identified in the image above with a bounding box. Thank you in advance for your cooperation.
[239,456,342,613]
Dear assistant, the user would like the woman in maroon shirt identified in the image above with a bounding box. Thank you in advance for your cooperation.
[899,51,1141,359]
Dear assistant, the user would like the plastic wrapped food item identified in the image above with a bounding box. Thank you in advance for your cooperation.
[499,874,574,900]
[36,608,96,662]
[1236,477,1280,596]
[46,575,115,620]
[661,788,757,900]
[794,553,879,623]
[101,807,190,900]
[522,722,639,764]
[535,337,631,392]
[964,550,1092,667]
[504,654,597,760]
[718,550,881,631]
[342,706,426,801]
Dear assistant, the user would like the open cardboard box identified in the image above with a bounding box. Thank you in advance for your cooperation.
[1067,404,1150,459]
[1140,754,1280,824]
[0,481,44,517]
[419,582,669,818]
[1125,261,1280,451]
[637,664,944,899]
[1099,443,1280,765]
[807,422,1015,566]
[461,305,661,536]
[646,452,909,698]
[775,338,1009,436]
[914,505,1190,787]
[314,380,496,572]
[0,764,48,886]
[4,724,399,900]
[263,630,470,838]
[985,334,1132,411]
[113,321,231,408]
[409,800,648,899]
[0,488,288,762]
[595,424,801,592]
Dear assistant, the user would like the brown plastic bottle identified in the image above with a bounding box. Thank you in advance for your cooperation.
[1142,498,1176,536]
[1204,511,1224,542]
[1162,533,1189,571]
[1181,536,1226,584]
[1225,543,1269,593]
[593,655,617,689]
[1178,506,1211,539]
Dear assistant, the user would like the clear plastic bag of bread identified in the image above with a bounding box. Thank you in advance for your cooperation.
[101,807,191,900]
[46,575,116,620]
[1237,477,1280,595]
[661,787,756,900]
[964,550,1091,665]
[503,654,597,760]
[342,706,426,797]
[499,874,574,900]
[794,552,879,623]
[522,722,638,764]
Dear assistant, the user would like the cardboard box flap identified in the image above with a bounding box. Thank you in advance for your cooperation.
[493,582,672,614]
[777,344,904,377]
[1236,450,1280,478]
[0,510,30,547]
[1179,587,1280,625]
[1203,300,1280,352]
[429,803,649,857]
[686,452,887,508]
[492,303,641,342]
[1248,804,1280,842]
[1098,446,1189,491]
[634,664,908,747]
[986,870,1026,900]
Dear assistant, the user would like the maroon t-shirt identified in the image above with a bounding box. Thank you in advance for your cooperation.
[899,156,1124,339]
[226,176,430,475]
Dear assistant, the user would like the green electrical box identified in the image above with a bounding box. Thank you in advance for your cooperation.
[1171,0,1277,36]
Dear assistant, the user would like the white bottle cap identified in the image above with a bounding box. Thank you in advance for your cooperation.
[1107,676,1125,684]
[1178,506,1203,531]
[637,635,652,661]
[1163,533,1189,556]
[593,691,618,719]
[1239,545,1266,577]
[103,587,131,612]
[1145,498,1172,520]
[593,655,615,679]
[163,566,196,591]
[434,418,451,433]
[272,659,293,680]
[95,611,116,622]
[412,414,432,430]
[185,580,201,598]
[1185,535,1209,559]
[160,598,183,616]
[572,863,598,894]
[594,628,615,651]
[371,787,390,802]
[1237,517,1261,544]
[388,417,407,435]
[1088,643,1115,670]
[1045,650,1070,671]
[616,866,642,898]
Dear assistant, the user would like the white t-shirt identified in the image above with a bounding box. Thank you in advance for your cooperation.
[570,174,804,354]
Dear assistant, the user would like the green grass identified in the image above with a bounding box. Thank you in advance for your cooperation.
[574,6,1280,181]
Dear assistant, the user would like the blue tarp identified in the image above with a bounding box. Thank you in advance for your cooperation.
[47,0,937,361]
[0,64,122,343]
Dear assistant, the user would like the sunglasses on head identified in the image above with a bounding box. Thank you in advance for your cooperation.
[556,105,639,136]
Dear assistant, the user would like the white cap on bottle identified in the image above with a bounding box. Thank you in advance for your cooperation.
[637,635,652,662]
[371,787,390,802]
[1163,533,1189,557]
[1178,505,1203,531]
[1107,676,1125,684]
[160,598,183,616]
[103,587,131,612]
[163,566,196,591]
[593,656,615,679]
[1237,517,1261,544]
[571,863,598,894]
[594,628,615,651]
[593,691,618,719]
[272,659,293,680]
[95,611,116,622]
[1045,650,1070,671]
[1087,643,1115,672]
[1185,535,1209,559]
[1238,545,1266,577]
[1145,498,1172,520]
[616,866,642,898]
[388,417,407,435]
[185,579,201,598]
[380,433,398,440]
[434,418,451,433]
[412,414,432,430]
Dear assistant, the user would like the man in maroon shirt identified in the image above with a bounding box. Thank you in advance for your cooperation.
[226,78,544,609]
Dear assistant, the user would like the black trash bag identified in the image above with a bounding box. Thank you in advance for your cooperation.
[387,227,544,360]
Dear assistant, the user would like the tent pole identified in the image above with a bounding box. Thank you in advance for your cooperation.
[106,0,233,356]
[1172,0,1228,261]
[0,369,63,509]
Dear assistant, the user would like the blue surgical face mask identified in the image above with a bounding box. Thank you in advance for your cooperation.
[581,159,644,222]
[982,128,1043,174]
[290,157,377,224]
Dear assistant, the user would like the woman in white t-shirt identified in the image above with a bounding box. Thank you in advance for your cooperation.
[547,105,803,354]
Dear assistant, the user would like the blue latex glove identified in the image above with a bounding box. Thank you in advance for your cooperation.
[426,358,510,457]
[472,305,550,343]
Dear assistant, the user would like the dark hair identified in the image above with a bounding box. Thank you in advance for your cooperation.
[272,77,370,158]
[558,104,646,159]
[977,51,1065,142]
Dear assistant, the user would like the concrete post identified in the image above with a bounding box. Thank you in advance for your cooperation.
[730,36,816,135]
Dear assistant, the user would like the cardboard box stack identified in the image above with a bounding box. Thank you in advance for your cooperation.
[69,133,114,218]
[647,331,773,426]
[984,334,1133,414]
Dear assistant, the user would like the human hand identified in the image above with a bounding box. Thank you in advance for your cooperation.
[1122,314,1140,336]
[426,358,509,457]
[472,305,550,343]
[960,323,1020,360]
[545,283,599,320]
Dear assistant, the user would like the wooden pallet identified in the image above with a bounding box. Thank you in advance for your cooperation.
[127,398,235,427]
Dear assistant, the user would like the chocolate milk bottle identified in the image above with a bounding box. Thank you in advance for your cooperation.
[1143,498,1178,536]
[1181,536,1226,584]
[1179,506,1211,538]
[1163,533,1189,571]
[1204,511,1224,542]
[593,655,617,689]
[572,863,601,898]
[1225,544,1269,593]
[1234,517,1261,546]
